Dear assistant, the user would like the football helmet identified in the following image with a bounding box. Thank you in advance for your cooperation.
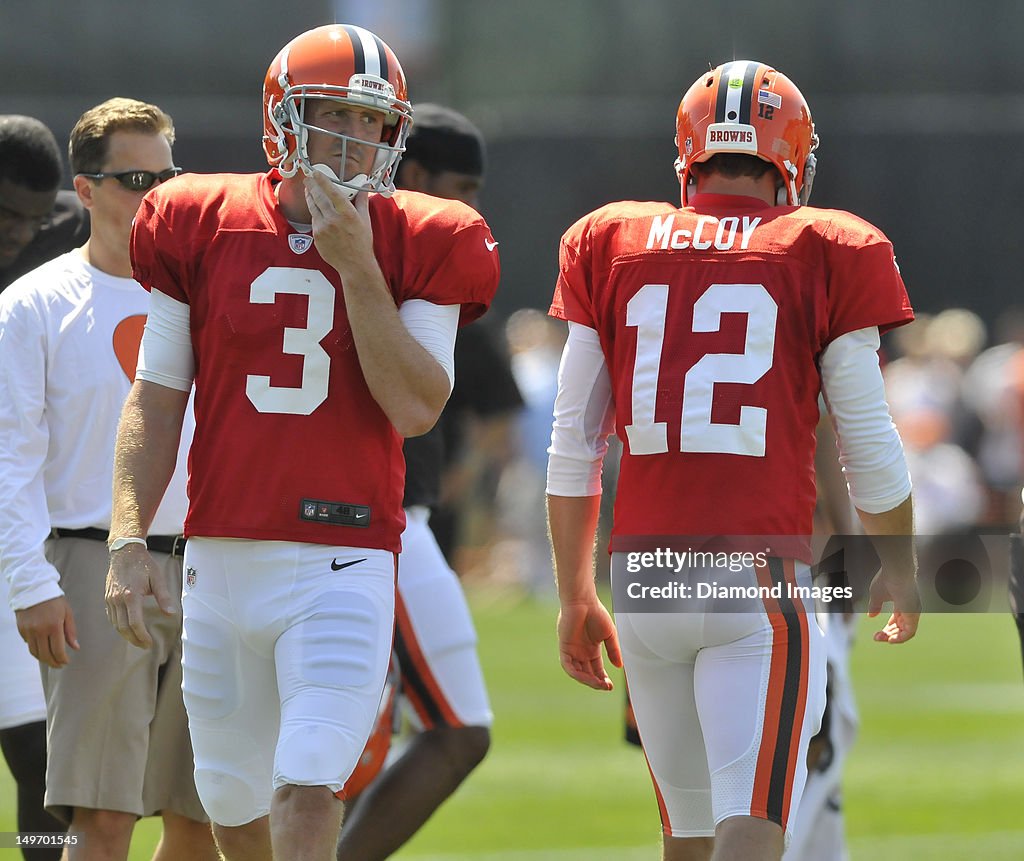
[674,60,818,206]
[263,24,413,198]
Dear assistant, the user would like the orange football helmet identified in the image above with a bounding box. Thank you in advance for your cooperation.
[675,60,818,206]
[263,24,413,198]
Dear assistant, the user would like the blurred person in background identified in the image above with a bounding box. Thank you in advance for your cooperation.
[883,314,987,536]
[1011,492,1024,680]
[496,308,567,593]
[0,115,89,293]
[0,98,214,861]
[978,309,1024,679]
[959,308,1024,527]
[391,104,524,573]
[336,102,513,861]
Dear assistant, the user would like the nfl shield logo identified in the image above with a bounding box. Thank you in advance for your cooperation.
[186,567,197,588]
[289,234,314,254]
[304,502,317,518]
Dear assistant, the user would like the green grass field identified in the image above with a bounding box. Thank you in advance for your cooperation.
[3,592,1023,860]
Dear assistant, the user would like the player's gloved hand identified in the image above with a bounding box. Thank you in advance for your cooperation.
[105,544,177,649]
[557,599,622,691]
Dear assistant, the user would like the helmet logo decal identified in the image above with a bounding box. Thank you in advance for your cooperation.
[757,89,781,121]
[349,74,396,101]
[706,123,758,154]
[709,128,754,144]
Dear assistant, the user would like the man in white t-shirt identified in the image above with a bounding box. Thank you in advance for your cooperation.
[0,98,216,861]
[0,111,86,861]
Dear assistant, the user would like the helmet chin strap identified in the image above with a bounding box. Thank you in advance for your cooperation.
[343,173,371,199]
[301,161,370,201]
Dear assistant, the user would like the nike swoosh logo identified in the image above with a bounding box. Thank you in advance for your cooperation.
[331,557,367,571]
[484,238,499,251]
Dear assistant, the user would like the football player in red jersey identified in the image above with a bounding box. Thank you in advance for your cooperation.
[546,61,919,861]
[103,25,499,861]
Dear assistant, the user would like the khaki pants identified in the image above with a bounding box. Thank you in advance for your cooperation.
[41,536,206,824]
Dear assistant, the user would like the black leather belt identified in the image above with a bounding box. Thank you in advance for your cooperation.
[49,527,187,557]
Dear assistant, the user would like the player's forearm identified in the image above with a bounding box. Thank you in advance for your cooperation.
[340,261,450,437]
[856,493,916,573]
[547,494,602,604]
[814,415,856,535]
[110,381,188,540]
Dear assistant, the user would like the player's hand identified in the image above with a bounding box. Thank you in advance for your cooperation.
[557,599,622,691]
[303,170,376,275]
[105,545,176,649]
[867,568,920,644]
[16,596,79,668]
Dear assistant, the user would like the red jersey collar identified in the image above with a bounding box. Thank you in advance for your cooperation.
[687,193,773,211]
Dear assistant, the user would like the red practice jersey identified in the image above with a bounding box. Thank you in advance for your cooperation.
[132,172,499,551]
[550,193,912,560]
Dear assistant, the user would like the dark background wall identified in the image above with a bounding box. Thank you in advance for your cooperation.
[4,0,1022,325]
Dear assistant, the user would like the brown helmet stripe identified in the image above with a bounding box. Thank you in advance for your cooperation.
[715,61,760,125]
[340,24,365,74]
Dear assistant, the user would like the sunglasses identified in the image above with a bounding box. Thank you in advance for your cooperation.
[78,167,183,192]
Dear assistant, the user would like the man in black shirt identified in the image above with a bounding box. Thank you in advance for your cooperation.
[0,116,89,292]
[336,105,522,861]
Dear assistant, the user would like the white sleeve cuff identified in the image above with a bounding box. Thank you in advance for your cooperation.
[5,547,64,611]
[8,577,64,612]
[136,289,194,391]
[399,300,460,393]
[546,322,615,496]
[820,327,912,513]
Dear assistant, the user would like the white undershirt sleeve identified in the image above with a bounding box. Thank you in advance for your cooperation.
[546,321,616,496]
[139,293,460,396]
[137,289,194,391]
[399,299,459,394]
[820,326,912,513]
